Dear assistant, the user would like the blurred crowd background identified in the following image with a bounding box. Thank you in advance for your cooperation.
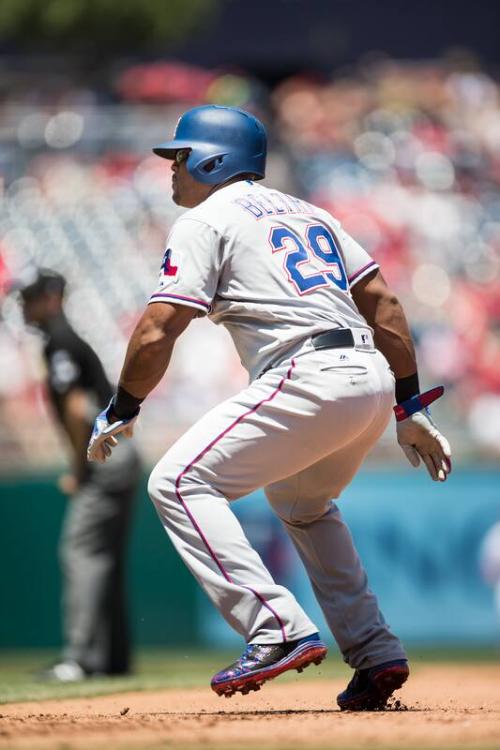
[2,50,500,469]
[0,0,499,651]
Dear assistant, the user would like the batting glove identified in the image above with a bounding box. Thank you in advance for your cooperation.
[87,400,138,464]
[394,386,452,482]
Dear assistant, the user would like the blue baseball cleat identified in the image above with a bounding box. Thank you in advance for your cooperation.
[211,633,328,697]
[337,659,409,711]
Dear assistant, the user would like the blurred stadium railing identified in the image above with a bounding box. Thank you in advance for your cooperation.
[1,58,499,471]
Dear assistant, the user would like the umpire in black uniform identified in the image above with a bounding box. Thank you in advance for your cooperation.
[17,269,141,681]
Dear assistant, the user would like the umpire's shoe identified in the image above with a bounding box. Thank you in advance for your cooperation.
[211,633,328,697]
[337,659,409,711]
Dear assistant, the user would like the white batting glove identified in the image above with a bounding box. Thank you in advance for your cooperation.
[394,386,452,482]
[87,402,137,464]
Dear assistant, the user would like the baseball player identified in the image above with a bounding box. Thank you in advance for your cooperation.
[88,105,451,710]
[17,269,141,681]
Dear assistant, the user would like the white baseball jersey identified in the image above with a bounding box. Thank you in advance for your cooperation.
[149,180,378,380]
[146,179,405,666]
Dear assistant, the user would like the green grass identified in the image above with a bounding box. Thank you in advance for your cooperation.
[0,647,348,704]
[0,646,498,704]
[0,648,225,703]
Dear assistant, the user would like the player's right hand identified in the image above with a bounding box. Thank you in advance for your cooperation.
[394,386,451,482]
[396,409,451,482]
[87,403,137,464]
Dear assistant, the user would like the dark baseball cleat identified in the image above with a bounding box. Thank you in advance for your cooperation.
[211,633,328,697]
[337,659,409,711]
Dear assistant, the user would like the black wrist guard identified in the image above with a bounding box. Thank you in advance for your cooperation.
[108,387,143,421]
[395,373,420,404]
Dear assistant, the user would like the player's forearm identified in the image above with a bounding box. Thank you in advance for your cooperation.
[117,302,196,402]
[369,293,418,380]
[118,320,175,399]
[352,271,419,399]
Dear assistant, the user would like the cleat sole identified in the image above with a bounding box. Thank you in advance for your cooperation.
[212,642,327,698]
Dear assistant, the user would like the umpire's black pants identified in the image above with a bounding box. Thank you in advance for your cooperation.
[59,441,141,674]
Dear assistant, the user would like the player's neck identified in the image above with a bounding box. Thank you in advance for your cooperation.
[206,176,248,200]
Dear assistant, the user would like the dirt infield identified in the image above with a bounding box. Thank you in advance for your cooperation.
[1,664,499,749]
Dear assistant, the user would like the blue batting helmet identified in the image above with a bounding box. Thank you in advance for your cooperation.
[153,105,267,185]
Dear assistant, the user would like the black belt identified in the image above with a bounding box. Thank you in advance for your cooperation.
[311,328,355,350]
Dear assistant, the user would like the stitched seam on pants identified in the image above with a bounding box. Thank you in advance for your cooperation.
[174,359,296,643]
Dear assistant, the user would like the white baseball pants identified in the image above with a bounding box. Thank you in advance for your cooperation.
[148,345,407,669]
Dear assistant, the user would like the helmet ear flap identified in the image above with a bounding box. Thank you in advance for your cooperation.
[190,152,228,180]
[203,155,224,174]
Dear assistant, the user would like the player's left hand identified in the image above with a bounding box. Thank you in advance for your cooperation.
[394,386,452,482]
[87,402,137,464]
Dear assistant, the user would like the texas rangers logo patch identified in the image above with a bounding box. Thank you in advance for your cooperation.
[160,248,178,278]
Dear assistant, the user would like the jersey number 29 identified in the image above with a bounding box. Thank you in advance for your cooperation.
[269,224,348,295]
